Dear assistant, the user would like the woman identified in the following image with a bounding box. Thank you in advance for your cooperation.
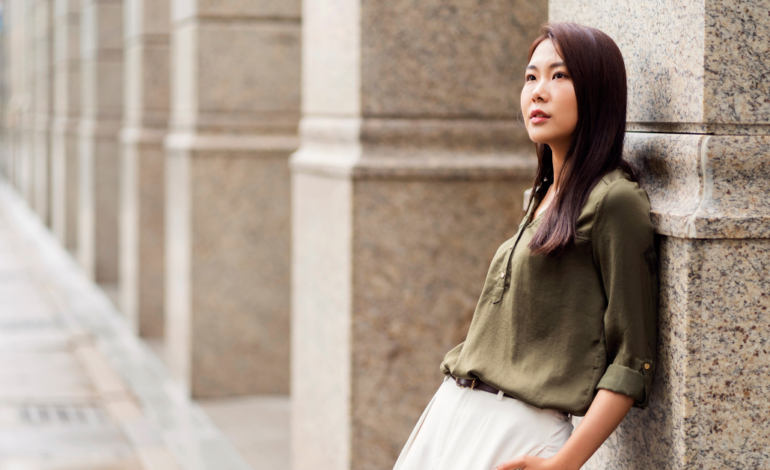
[392,22,658,470]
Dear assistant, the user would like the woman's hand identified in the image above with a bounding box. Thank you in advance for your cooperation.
[493,455,556,470]
[494,389,635,470]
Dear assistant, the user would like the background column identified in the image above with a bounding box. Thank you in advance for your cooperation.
[3,0,26,187]
[551,2,770,469]
[78,0,123,284]
[164,0,299,397]
[51,0,82,252]
[32,0,53,225]
[290,2,546,470]
[19,0,35,202]
[120,0,169,337]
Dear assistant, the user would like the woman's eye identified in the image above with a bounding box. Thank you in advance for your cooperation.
[553,72,568,79]
[525,74,536,81]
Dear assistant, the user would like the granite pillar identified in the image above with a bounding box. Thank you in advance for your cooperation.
[32,0,53,226]
[550,1,770,469]
[164,0,299,397]
[119,0,169,337]
[290,2,546,470]
[78,0,123,282]
[51,0,82,252]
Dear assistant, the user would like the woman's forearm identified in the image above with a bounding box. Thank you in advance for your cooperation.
[549,389,634,470]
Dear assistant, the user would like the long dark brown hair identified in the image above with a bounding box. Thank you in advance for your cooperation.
[525,22,636,256]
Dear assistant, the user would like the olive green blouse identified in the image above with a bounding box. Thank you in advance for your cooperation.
[440,168,658,417]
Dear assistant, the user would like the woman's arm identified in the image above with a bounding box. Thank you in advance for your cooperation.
[494,389,634,470]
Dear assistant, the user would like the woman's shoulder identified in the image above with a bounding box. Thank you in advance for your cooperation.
[590,168,650,211]
[578,168,652,235]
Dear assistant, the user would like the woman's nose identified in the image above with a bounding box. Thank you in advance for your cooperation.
[531,79,547,102]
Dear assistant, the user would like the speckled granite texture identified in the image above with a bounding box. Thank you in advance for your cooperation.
[550,0,770,133]
[582,237,770,470]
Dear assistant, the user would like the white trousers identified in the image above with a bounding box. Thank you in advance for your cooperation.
[393,376,574,470]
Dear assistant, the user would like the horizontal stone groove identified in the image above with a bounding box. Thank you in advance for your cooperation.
[628,122,770,136]
[172,15,302,29]
[289,156,538,181]
[626,133,770,239]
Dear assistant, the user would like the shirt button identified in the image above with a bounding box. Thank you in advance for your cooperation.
[500,271,505,278]
[644,363,651,370]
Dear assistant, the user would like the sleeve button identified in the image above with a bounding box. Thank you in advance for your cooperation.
[644,363,651,370]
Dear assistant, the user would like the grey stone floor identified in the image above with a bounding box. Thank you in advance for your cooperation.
[0,182,289,470]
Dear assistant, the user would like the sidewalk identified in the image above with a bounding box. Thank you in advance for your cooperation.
[0,182,266,470]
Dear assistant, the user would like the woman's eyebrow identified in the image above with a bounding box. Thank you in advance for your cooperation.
[526,62,566,70]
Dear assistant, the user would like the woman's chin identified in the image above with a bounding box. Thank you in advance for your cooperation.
[526,135,551,146]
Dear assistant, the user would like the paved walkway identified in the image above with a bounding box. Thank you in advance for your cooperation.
[0,182,287,470]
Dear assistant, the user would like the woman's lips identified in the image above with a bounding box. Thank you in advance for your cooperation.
[530,109,550,124]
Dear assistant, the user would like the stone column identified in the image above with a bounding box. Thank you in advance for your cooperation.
[51,0,82,252]
[32,0,53,225]
[164,0,299,397]
[19,0,36,202]
[290,2,546,470]
[78,0,123,283]
[119,0,169,337]
[3,0,24,187]
[550,2,770,469]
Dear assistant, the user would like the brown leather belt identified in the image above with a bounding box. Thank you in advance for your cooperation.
[451,375,515,399]
[451,374,572,420]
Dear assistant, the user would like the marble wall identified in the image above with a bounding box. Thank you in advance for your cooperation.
[78,0,124,283]
[51,0,82,252]
[291,1,546,470]
[119,0,170,338]
[551,1,770,468]
[164,0,299,397]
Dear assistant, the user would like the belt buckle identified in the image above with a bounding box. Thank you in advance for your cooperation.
[454,376,476,390]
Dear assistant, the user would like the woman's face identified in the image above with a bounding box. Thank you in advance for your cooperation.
[520,39,578,154]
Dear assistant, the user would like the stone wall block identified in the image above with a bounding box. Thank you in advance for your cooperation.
[551,0,770,133]
[196,23,301,116]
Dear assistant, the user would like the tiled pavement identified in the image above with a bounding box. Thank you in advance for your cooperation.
[0,182,265,470]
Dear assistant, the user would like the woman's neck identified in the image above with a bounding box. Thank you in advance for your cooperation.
[550,145,567,191]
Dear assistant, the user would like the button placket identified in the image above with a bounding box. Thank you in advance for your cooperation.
[491,231,523,303]
[491,190,539,304]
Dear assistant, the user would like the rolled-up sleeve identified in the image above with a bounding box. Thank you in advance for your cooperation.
[592,179,659,408]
